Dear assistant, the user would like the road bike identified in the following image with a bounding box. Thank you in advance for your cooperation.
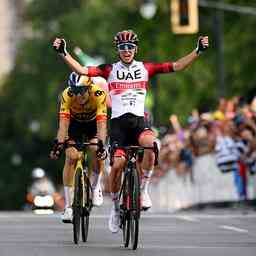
[67,140,104,244]
[110,142,158,250]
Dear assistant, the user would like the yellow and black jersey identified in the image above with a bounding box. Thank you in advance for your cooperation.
[59,77,107,122]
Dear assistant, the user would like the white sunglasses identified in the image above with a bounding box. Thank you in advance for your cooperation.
[117,43,136,51]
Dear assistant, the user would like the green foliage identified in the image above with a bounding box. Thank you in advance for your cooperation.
[0,0,255,209]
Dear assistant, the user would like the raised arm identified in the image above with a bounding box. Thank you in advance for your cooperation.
[173,36,209,72]
[52,38,88,75]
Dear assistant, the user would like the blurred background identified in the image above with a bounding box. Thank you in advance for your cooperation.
[0,0,256,211]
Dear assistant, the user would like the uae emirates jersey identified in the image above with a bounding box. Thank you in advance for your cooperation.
[87,60,174,119]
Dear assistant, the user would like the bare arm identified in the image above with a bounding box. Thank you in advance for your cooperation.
[62,53,88,75]
[173,50,198,71]
[56,118,70,143]
[50,117,70,160]
[96,120,107,145]
[173,36,209,72]
[52,38,88,75]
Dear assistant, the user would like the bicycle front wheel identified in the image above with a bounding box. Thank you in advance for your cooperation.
[81,175,91,242]
[73,167,83,244]
[129,167,140,250]
[121,175,130,248]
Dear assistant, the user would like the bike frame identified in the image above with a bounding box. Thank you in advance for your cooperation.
[74,152,91,209]
[119,151,139,209]
[110,142,159,250]
[66,140,104,244]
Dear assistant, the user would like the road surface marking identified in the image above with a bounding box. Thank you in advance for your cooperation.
[176,216,199,222]
[220,225,249,233]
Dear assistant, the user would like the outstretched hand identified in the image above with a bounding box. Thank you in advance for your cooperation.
[196,36,209,55]
[52,38,67,56]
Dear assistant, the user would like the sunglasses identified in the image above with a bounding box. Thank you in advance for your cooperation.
[71,86,88,96]
[117,43,136,51]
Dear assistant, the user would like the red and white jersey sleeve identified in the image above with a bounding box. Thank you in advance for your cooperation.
[87,60,174,119]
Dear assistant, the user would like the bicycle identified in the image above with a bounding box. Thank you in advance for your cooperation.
[110,142,158,250]
[66,140,104,244]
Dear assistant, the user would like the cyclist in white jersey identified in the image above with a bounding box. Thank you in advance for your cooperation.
[52,30,209,233]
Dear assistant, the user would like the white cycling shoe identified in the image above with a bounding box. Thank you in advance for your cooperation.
[141,190,152,210]
[61,207,73,223]
[92,187,103,207]
[108,206,120,233]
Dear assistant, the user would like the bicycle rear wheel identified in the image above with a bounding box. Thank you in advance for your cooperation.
[73,167,83,244]
[129,167,140,250]
[81,174,91,242]
[121,174,130,248]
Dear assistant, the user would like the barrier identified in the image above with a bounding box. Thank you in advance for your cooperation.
[150,154,256,212]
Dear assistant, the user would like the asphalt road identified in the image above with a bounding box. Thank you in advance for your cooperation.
[0,207,256,256]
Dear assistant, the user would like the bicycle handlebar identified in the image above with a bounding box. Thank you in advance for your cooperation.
[110,142,159,166]
[65,139,104,152]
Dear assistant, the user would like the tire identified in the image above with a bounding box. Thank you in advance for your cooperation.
[81,175,91,242]
[121,173,130,247]
[129,166,140,250]
[73,167,83,244]
[122,214,130,248]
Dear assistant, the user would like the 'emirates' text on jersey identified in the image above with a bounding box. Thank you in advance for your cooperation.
[87,60,174,119]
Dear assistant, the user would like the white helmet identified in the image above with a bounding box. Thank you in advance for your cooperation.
[32,167,45,179]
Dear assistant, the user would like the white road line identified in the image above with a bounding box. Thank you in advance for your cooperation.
[220,225,249,233]
[176,216,199,222]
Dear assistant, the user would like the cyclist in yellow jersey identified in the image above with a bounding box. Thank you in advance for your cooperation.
[50,72,107,223]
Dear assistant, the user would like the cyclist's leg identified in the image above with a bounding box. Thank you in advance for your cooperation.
[88,137,102,187]
[108,116,127,233]
[85,119,105,206]
[88,136,105,206]
[80,120,99,185]
[138,130,156,172]
[62,144,81,222]
[109,116,130,206]
[62,119,83,221]
[138,129,156,209]
[109,153,126,204]
[108,152,126,233]
[133,116,156,181]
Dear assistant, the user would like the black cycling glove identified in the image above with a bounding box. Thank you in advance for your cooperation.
[50,139,65,159]
[53,39,67,56]
[196,36,208,55]
[96,140,108,160]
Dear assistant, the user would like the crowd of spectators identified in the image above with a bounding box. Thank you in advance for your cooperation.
[154,96,256,201]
